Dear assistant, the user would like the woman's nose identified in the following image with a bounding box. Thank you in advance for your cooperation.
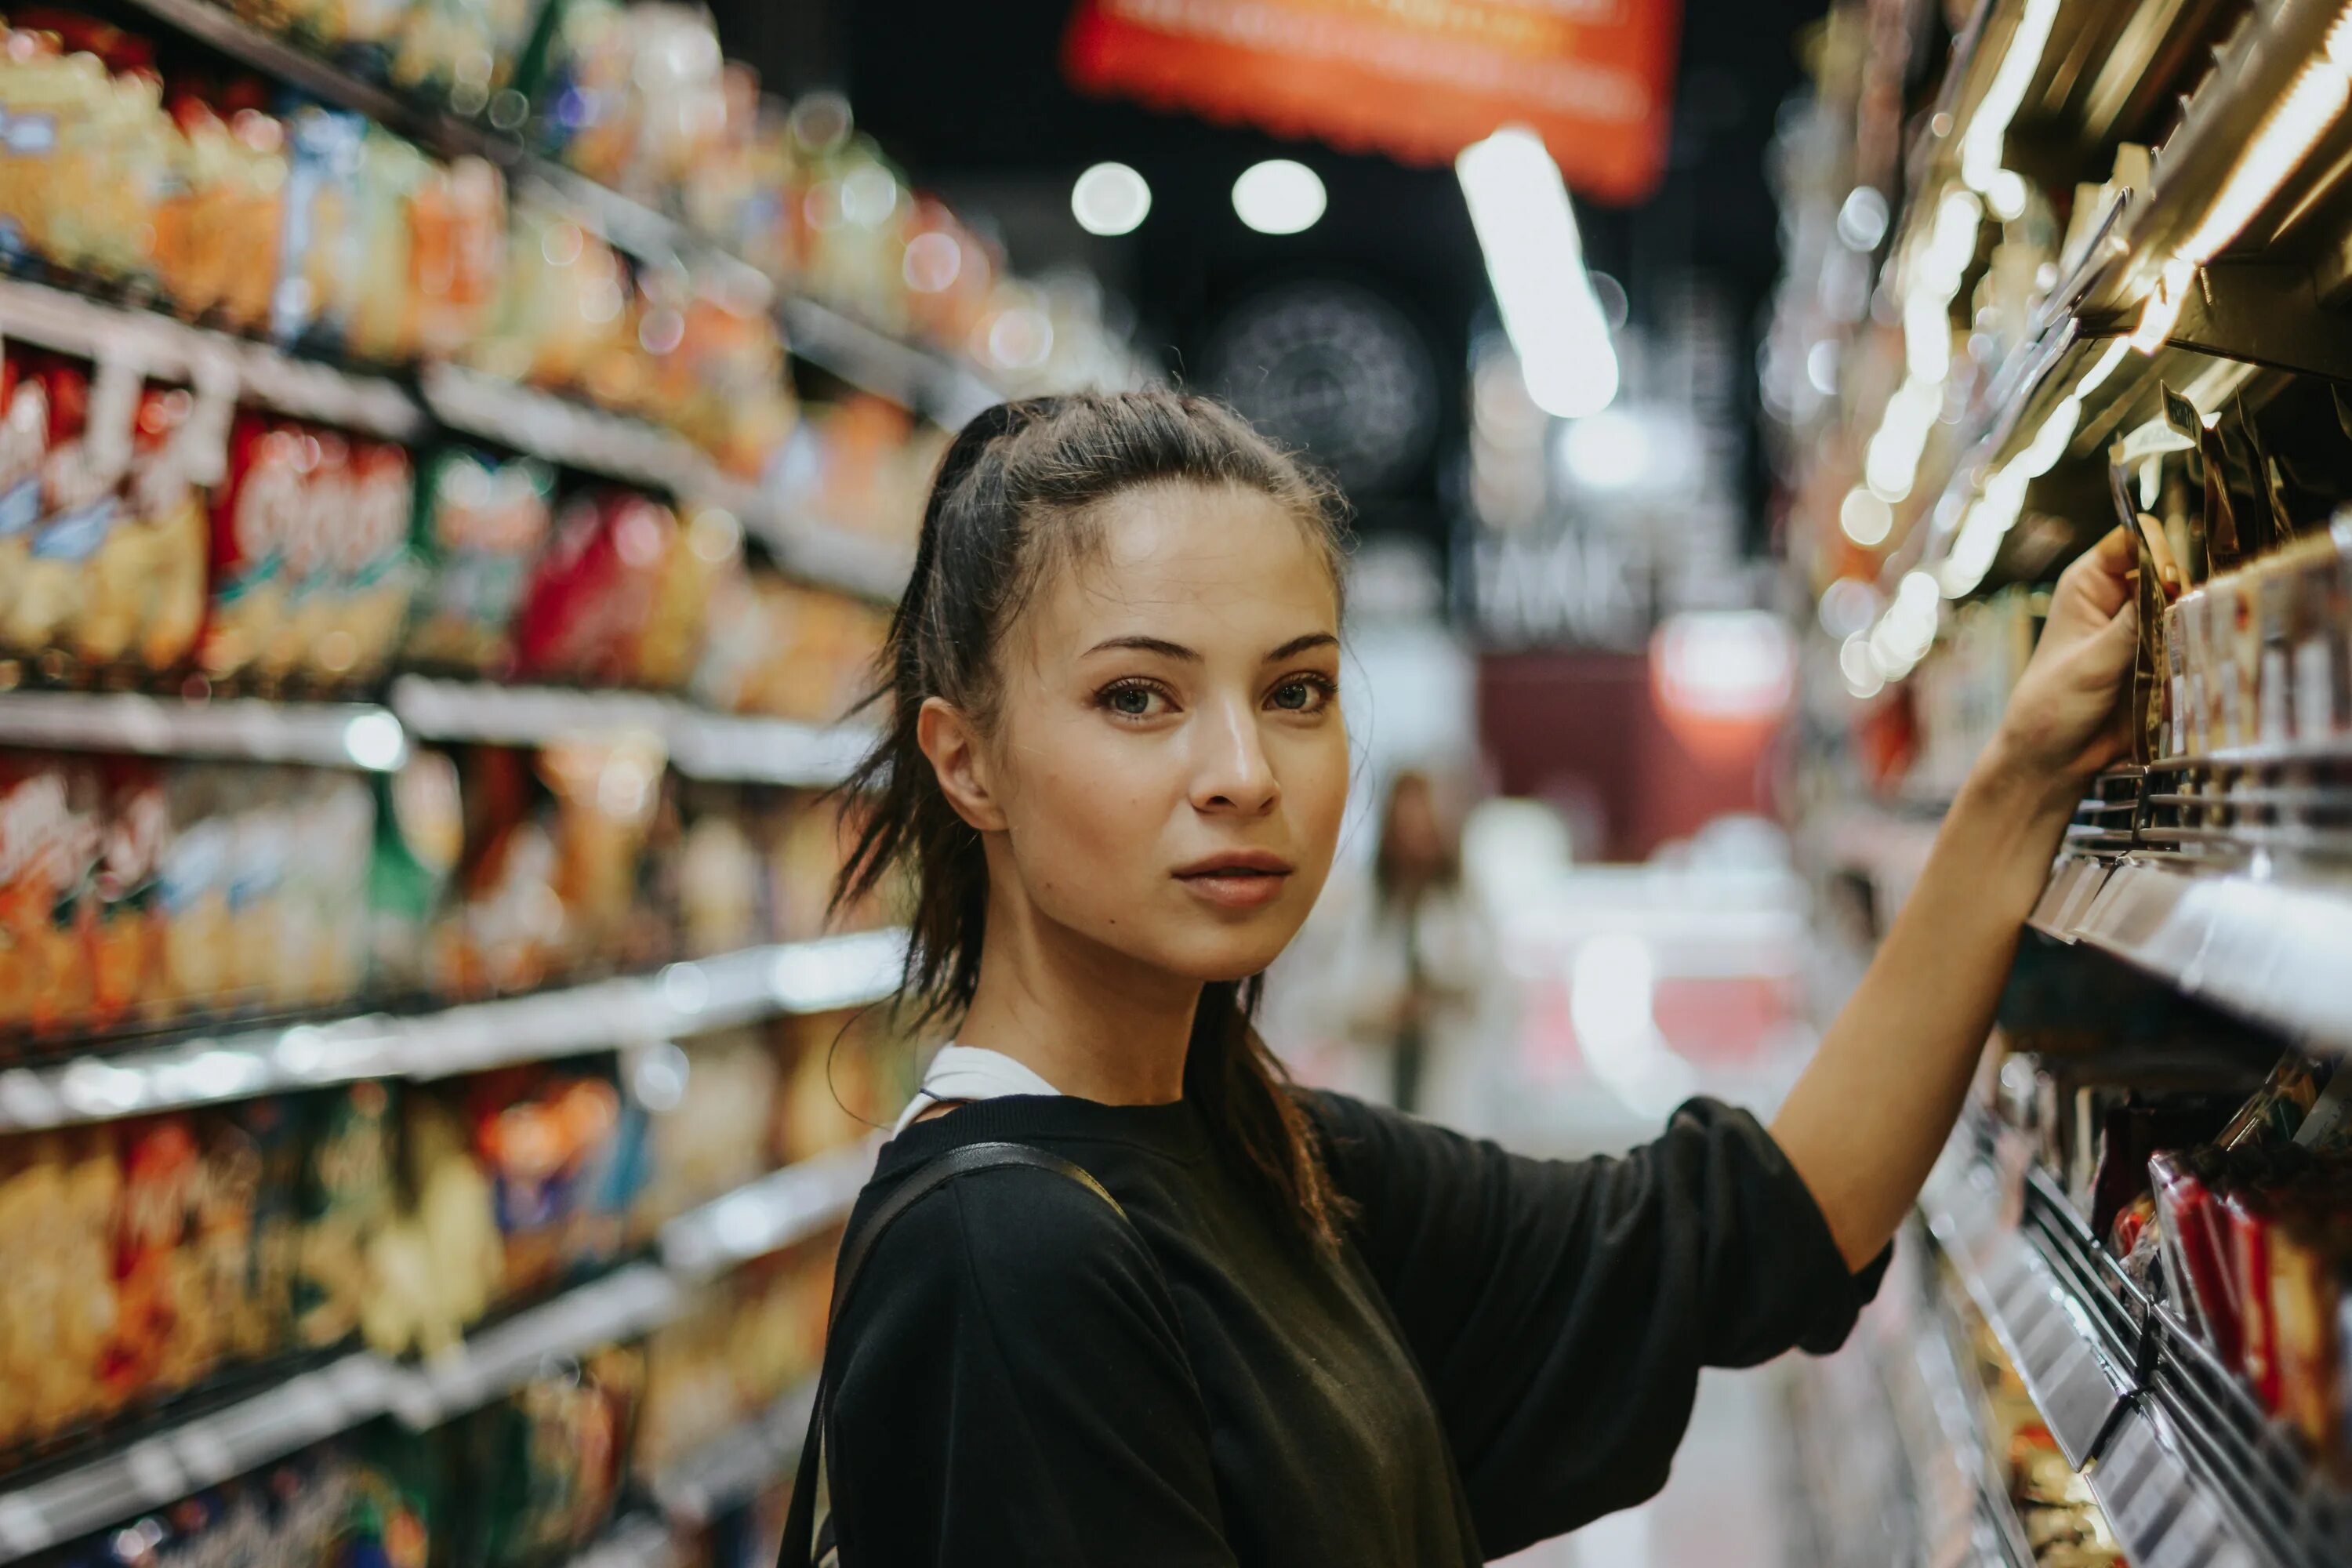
[1191,700,1280,815]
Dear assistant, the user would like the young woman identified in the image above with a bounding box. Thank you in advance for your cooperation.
[812,390,2136,1565]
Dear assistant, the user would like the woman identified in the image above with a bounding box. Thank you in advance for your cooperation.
[811,391,2134,1565]
[1308,766,1502,1120]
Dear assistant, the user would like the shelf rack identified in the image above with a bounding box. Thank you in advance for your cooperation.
[0,928,909,1132]
[0,1138,867,1563]
[1920,1120,2352,1568]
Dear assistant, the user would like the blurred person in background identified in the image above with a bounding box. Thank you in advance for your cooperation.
[1314,766,1503,1122]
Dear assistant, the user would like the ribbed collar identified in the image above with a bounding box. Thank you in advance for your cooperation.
[874,1092,1211,1174]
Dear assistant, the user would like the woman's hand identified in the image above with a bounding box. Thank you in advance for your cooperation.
[1973,525,2139,813]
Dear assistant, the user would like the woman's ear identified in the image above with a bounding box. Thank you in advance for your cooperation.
[916,696,1007,832]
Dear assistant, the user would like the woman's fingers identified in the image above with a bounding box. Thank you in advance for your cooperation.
[2053,525,2136,624]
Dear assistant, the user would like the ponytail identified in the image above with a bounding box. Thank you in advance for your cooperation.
[832,390,1351,1250]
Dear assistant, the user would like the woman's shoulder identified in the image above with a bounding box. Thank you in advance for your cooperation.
[837,1145,1163,1332]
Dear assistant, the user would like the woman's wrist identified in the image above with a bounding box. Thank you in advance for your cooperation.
[1965,727,2092,830]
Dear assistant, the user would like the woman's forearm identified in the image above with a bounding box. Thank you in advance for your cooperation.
[1770,750,2078,1269]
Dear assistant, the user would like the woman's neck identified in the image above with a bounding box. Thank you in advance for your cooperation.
[955,887,1200,1106]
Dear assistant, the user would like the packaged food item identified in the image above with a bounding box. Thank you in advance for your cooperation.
[675,783,763,957]
[104,1114,205,1404]
[2150,1149,2238,1362]
[224,769,294,1006]
[292,1078,397,1348]
[198,413,306,684]
[155,89,287,334]
[0,753,100,1038]
[635,1026,778,1233]
[155,764,238,1017]
[468,1066,623,1301]
[74,381,218,676]
[2,350,142,666]
[326,438,420,684]
[538,734,669,971]
[511,489,681,687]
[0,1129,122,1444]
[401,447,555,676]
[448,1344,643,1567]
[368,747,464,995]
[89,759,169,1030]
[362,1087,499,1358]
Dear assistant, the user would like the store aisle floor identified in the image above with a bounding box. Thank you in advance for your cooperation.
[1494,1367,1795,1568]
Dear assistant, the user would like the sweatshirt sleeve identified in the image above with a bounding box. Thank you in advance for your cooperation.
[825,1166,1241,1568]
[1310,1092,1889,1558]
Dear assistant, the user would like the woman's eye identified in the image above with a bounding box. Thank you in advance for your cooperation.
[1101,681,1169,718]
[1270,677,1332,713]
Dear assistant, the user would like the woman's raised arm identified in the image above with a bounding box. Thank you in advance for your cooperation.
[1772,527,2140,1269]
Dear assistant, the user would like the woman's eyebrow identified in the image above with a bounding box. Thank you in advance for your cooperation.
[1267,633,1339,660]
[1083,633,1200,661]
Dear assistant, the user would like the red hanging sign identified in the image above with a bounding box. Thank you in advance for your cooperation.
[1063,0,1682,204]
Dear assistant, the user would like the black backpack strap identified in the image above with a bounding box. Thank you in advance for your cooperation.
[778,1142,1132,1566]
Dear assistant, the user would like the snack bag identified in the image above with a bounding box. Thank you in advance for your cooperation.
[431,745,562,997]
[511,490,677,686]
[104,1114,203,1405]
[156,764,238,1017]
[156,91,287,332]
[294,1079,397,1348]
[281,771,376,1007]
[89,759,169,1030]
[73,383,217,674]
[368,747,463,993]
[539,735,667,971]
[4,351,140,662]
[470,1069,621,1300]
[275,427,351,687]
[0,755,100,1036]
[2150,1149,2239,1361]
[199,414,306,684]
[407,153,506,361]
[0,1130,122,1439]
[401,447,554,676]
[228,1093,303,1362]
[325,438,419,684]
[274,104,368,351]
[631,503,736,689]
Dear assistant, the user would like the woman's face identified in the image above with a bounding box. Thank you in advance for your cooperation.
[943,481,1348,985]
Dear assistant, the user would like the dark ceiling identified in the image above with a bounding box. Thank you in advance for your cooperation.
[711,0,1831,554]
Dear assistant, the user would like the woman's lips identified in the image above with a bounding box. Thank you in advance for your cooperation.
[1174,857,1294,910]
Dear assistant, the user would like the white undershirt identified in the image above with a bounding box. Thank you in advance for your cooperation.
[892,1044,1066,1134]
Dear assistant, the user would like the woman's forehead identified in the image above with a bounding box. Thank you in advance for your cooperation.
[1036,485,1339,649]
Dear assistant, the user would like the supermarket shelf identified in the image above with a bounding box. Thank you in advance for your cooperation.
[0,1352,392,1563]
[0,930,908,1131]
[384,1263,681,1429]
[648,1377,818,1524]
[662,1138,873,1282]
[418,362,713,495]
[780,297,1000,430]
[0,690,409,771]
[2025,854,2352,1056]
[1922,1123,2352,1568]
[1921,1145,2130,1470]
[0,274,425,441]
[388,677,874,788]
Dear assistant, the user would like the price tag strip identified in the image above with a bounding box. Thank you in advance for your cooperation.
[2085,1405,2261,1568]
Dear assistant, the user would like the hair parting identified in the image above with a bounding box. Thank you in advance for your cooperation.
[829,389,1353,1247]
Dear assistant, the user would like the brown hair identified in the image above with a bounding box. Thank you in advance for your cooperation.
[833,390,1352,1247]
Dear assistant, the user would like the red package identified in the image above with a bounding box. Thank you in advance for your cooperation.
[200,414,306,683]
[513,491,678,686]
[2151,1151,2241,1366]
[2230,1187,2284,1410]
[105,1114,204,1406]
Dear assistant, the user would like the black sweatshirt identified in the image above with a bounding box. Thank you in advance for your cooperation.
[820,1091,1886,1565]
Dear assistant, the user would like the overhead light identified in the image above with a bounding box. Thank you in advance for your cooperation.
[1839,486,1893,546]
[1232,159,1326,235]
[1835,187,1889,251]
[1559,408,1650,491]
[1960,0,2060,195]
[1072,162,1152,237]
[1457,126,1619,420]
